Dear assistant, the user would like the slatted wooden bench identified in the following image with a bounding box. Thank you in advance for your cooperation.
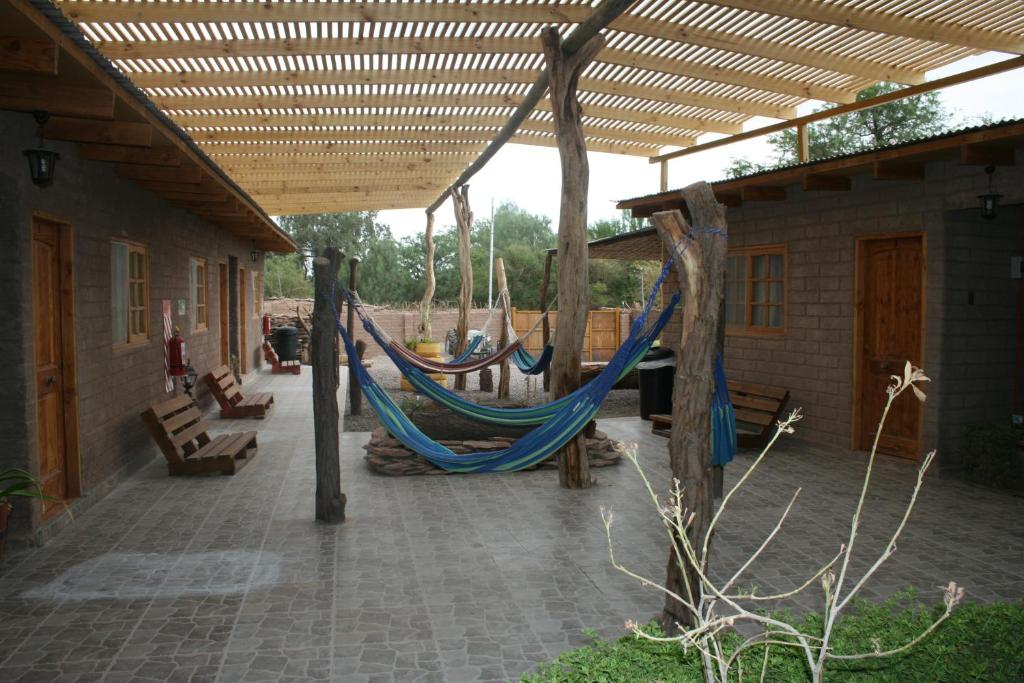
[204,365,275,419]
[649,380,790,449]
[263,341,301,375]
[141,396,257,476]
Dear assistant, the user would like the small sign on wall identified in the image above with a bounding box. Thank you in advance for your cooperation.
[177,299,186,316]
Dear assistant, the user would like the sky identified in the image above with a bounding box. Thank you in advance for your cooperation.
[376,53,1024,240]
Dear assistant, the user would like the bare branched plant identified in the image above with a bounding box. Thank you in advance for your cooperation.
[603,362,963,683]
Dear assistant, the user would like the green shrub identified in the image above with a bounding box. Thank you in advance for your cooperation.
[523,596,1024,682]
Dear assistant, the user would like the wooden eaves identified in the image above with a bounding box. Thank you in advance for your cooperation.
[46,0,1024,216]
[2,0,293,252]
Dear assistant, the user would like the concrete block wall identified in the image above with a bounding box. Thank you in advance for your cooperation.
[1,110,267,542]
[659,148,1024,468]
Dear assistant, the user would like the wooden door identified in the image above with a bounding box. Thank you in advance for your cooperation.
[218,263,228,365]
[855,235,924,458]
[32,219,71,515]
[239,267,247,373]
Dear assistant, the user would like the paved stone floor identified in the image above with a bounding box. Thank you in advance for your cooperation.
[1,370,1022,682]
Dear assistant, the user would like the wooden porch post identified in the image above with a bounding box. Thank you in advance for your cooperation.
[650,182,727,630]
[539,250,554,392]
[312,246,347,524]
[495,257,511,399]
[347,256,362,416]
[450,186,473,391]
[542,26,605,489]
[417,211,436,341]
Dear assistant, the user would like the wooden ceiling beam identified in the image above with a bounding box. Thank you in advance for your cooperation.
[44,116,152,147]
[63,1,923,83]
[706,0,1024,55]
[99,37,852,102]
[221,163,469,177]
[77,143,181,167]
[872,161,926,181]
[117,163,203,184]
[802,173,851,191]
[250,183,439,198]
[960,143,1015,166]
[0,36,58,74]
[0,73,114,119]
[136,180,225,195]
[212,152,479,166]
[203,141,488,156]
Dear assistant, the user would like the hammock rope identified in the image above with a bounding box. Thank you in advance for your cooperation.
[325,230,737,473]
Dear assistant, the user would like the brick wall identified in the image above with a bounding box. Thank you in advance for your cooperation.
[659,148,1024,470]
[347,307,508,359]
[1,111,267,541]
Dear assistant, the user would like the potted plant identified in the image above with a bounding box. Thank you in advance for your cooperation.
[0,469,55,561]
[415,338,441,357]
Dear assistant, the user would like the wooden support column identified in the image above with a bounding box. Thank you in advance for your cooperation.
[660,159,669,192]
[797,123,810,163]
[650,182,727,630]
[495,257,511,399]
[347,257,362,417]
[312,247,347,524]
[539,251,554,392]
[417,211,436,341]
[542,26,605,490]
[451,185,474,391]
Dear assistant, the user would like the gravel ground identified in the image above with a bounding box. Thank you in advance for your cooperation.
[343,357,640,432]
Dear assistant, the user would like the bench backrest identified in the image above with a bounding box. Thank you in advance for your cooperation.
[727,380,790,432]
[262,341,280,365]
[206,365,244,408]
[141,395,213,463]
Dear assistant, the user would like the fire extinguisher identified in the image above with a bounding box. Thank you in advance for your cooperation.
[262,312,272,337]
[169,326,188,377]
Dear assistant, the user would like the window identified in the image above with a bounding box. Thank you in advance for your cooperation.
[726,245,786,334]
[190,257,208,331]
[253,271,262,317]
[111,240,149,345]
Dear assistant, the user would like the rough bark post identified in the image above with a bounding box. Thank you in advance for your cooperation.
[417,211,436,341]
[542,26,604,490]
[538,251,554,392]
[450,185,474,391]
[650,182,727,631]
[347,257,362,416]
[312,247,347,524]
[495,257,511,399]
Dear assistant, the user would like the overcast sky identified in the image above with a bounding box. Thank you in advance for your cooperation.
[372,53,1024,240]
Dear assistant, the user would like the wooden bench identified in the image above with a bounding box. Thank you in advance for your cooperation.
[649,380,790,449]
[204,365,275,419]
[263,341,301,375]
[141,396,257,476]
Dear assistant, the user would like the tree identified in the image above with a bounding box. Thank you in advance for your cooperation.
[724,83,949,177]
[264,253,311,298]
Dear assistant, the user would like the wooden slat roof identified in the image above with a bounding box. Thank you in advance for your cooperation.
[52,0,1024,216]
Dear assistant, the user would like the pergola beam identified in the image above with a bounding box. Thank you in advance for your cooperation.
[62,1,926,83]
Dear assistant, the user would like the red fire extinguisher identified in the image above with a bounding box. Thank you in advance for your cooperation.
[169,326,188,377]
[262,312,272,336]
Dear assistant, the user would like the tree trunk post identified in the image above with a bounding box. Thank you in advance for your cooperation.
[495,257,511,399]
[650,183,727,631]
[542,26,604,490]
[347,256,362,417]
[312,247,347,524]
[451,186,474,391]
[417,211,436,341]
[539,251,554,392]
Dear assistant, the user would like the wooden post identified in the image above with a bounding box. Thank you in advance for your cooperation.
[495,257,511,399]
[660,159,669,192]
[312,247,347,524]
[539,251,554,392]
[417,211,436,341]
[542,26,605,490]
[451,185,473,391]
[650,182,727,631]
[797,122,810,163]
[347,256,362,417]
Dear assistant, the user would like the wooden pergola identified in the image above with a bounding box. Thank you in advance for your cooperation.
[48,0,1024,216]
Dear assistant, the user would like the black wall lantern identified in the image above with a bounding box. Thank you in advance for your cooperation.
[978,165,1003,221]
[250,246,261,263]
[23,110,60,188]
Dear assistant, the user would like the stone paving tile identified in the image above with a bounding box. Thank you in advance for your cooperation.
[1,369,1022,681]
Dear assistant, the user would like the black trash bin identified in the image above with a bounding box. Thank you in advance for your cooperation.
[637,347,675,420]
[274,325,299,362]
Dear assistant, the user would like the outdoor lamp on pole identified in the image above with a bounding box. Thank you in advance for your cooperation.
[23,111,60,188]
[979,165,1003,221]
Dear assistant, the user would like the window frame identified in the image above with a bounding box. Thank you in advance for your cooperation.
[191,256,208,332]
[725,244,787,337]
[111,238,150,348]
